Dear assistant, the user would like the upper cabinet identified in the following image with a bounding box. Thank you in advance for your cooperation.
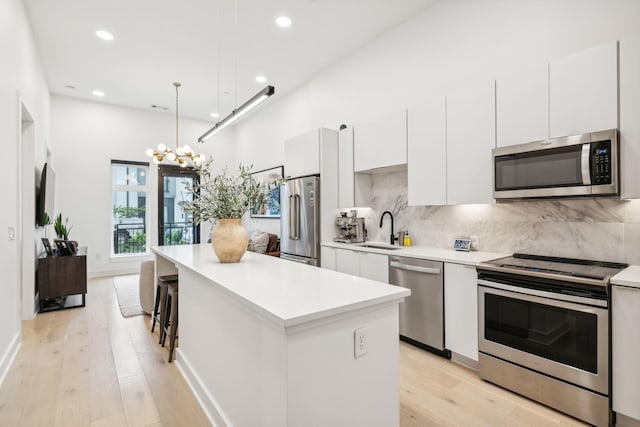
[620,32,640,199]
[354,110,407,172]
[446,81,496,205]
[338,126,356,208]
[407,98,447,206]
[549,41,618,138]
[496,63,549,147]
[283,128,339,243]
[284,129,320,178]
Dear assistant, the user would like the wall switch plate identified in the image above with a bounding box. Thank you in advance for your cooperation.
[354,327,368,359]
[8,227,15,241]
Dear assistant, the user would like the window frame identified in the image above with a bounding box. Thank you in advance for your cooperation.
[110,160,150,258]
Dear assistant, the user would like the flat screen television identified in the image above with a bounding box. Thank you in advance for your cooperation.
[36,162,55,227]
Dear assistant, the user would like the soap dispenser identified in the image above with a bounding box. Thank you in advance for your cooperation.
[403,232,412,247]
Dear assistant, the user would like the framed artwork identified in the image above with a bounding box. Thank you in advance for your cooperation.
[250,166,284,218]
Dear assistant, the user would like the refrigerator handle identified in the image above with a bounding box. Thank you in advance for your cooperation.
[289,194,296,240]
[293,194,300,240]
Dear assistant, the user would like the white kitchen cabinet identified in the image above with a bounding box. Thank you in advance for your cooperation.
[338,126,355,209]
[284,128,338,245]
[284,129,320,178]
[335,248,388,283]
[612,285,640,423]
[338,126,372,208]
[321,246,336,271]
[407,98,447,206]
[496,63,548,147]
[446,81,496,205]
[620,32,640,199]
[359,252,389,283]
[444,263,478,362]
[354,110,407,172]
[336,248,360,276]
[549,41,618,138]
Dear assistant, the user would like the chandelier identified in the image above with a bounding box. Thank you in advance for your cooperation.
[146,82,206,168]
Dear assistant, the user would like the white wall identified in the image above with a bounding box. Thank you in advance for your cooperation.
[234,0,640,163]
[50,95,234,276]
[1,0,50,370]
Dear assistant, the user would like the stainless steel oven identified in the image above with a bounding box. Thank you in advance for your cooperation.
[477,254,627,427]
[493,128,618,199]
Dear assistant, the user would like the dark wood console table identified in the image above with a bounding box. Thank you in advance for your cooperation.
[37,247,87,312]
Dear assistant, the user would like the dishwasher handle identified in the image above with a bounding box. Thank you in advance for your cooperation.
[390,261,441,275]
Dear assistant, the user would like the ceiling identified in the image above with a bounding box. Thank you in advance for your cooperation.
[24,0,434,123]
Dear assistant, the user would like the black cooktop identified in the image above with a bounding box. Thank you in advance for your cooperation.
[479,253,627,283]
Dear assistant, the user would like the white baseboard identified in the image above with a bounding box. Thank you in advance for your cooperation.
[88,267,139,278]
[0,333,21,387]
[174,350,231,427]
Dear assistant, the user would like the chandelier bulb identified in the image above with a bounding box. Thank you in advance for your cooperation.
[145,148,155,157]
[157,143,167,152]
[167,152,177,161]
[176,146,185,156]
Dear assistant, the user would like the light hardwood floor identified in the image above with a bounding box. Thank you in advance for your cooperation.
[0,276,587,426]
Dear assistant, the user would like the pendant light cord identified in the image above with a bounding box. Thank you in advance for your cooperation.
[234,0,238,110]
[175,82,180,149]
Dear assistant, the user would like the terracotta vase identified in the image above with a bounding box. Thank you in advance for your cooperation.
[211,218,248,263]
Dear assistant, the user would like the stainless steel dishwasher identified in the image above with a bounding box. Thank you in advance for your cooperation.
[389,255,450,358]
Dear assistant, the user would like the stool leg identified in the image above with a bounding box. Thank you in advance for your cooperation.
[158,286,168,344]
[162,293,172,347]
[150,284,161,333]
[168,293,178,363]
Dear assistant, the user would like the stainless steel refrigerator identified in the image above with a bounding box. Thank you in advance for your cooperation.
[280,176,320,266]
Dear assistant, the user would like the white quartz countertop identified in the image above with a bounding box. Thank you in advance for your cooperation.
[322,241,509,266]
[611,266,640,289]
[152,244,410,329]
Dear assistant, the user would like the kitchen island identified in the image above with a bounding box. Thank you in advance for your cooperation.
[152,244,410,427]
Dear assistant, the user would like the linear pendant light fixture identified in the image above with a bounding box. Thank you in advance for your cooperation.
[198,85,275,143]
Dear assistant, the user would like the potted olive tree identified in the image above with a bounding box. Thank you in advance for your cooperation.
[182,161,274,263]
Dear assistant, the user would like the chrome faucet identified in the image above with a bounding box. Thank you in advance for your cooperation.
[379,211,397,245]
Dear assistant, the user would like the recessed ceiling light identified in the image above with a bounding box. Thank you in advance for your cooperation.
[92,90,105,97]
[210,112,220,118]
[95,30,114,41]
[276,16,292,28]
[64,85,76,90]
[255,75,267,84]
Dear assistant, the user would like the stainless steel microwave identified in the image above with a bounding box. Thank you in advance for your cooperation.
[493,129,619,199]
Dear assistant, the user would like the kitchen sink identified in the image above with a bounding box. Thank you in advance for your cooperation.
[358,243,402,250]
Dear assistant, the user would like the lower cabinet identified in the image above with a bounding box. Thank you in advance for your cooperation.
[320,246,337,271]
[444,263,478,362]
[335,248,389,283]
[612,285,640,423]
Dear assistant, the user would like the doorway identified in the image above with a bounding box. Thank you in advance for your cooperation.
[157,165,200,246]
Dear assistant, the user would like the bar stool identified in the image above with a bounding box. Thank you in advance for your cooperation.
[151,274,177,344]
[162,282,179,362]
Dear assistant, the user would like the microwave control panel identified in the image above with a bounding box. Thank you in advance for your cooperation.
[591,140,611,185]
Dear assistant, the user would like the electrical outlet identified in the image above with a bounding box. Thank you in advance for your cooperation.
[470,236,479,250]
[8,227,15,241]
[354,327,368,359]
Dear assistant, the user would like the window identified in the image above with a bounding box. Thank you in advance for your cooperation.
[111,161,149,256]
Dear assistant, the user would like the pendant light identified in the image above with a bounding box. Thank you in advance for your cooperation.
[146,82,206,167]
[197,0,275,144]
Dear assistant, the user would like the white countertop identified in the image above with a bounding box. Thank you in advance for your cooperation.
[321,241,509,266]
[611,266,640,289]
[152,244,410,329]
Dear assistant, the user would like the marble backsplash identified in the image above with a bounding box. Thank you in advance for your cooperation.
[354,170,640,265]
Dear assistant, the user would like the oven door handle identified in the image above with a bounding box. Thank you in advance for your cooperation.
[477,279,607,308]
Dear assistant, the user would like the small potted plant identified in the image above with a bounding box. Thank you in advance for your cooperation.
[183,160,275,263]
